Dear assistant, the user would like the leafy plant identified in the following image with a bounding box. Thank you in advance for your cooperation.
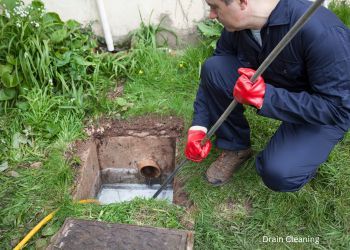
[197,19,223,49]
[0,0,121,109]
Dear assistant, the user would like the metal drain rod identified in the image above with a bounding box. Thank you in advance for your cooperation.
[153,0,325,199]
[153,158,187,198]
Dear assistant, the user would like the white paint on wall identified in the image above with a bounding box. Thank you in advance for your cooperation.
[23,0,208,41]
[21,0,332,44]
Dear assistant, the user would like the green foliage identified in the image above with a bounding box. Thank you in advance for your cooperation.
[130,16,177,50]
[1,2,350,249]
[197,20,223,49]
[0,0,123,109]
[329,0,350,26]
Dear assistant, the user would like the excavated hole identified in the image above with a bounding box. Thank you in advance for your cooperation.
[71,117,191,207]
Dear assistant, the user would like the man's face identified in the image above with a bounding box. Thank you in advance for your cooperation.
[206,0,247,32]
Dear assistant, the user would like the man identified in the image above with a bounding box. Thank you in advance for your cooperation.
[184,0,350,191]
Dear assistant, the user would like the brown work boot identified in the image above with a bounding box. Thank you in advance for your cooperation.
[205,148,253,186]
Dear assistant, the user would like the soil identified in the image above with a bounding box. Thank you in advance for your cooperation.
[84,115,184,139]
[173,176,193,208]
[107,80,125,100]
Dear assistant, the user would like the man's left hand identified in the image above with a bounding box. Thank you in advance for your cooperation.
[233,68,266,109]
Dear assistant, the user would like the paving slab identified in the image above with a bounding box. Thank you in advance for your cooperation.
[47,218,194,250]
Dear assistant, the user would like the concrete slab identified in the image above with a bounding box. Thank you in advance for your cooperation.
[47,218,194,250]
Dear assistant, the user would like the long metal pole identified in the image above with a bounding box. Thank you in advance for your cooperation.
[153,0,325,199]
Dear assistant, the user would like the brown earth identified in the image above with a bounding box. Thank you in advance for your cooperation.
[84,115,184,138]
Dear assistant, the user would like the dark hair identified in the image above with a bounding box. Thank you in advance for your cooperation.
[222,0,234,5]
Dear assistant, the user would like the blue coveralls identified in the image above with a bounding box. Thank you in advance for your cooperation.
[193,0,350,192]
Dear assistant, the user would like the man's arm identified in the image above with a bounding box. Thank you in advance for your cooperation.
[258,25,350,130]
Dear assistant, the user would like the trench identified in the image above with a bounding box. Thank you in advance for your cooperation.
[47,118,194,249]
[72,135,188,206]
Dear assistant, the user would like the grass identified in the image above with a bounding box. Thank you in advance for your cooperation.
[1,3,350,249]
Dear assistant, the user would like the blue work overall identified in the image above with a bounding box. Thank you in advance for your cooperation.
[192,0,350,192]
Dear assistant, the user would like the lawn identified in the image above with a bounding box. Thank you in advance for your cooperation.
[0,1,349,249]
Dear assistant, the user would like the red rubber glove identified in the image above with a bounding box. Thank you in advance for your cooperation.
[233,68,266,109]
[184,130,212,162]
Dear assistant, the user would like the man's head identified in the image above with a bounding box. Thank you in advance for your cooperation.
[206,0,280,32]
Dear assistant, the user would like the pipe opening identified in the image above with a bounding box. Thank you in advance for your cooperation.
[137,159,161,179]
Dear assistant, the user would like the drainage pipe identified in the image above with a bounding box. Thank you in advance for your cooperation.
[13,199,100,250]
[96,0,114,51]
[137,159,161,179]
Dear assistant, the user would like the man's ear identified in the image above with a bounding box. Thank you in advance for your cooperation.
[239,0,248,10]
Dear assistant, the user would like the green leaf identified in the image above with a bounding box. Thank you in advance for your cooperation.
[12,132,28,148]
[42,224,60,236]
[31,0,44,9]
[116,97,127,106]
[210,40,217,49]
[197,22,222,37]
[1,0,17,10]
[1,71,20,88]
[6,55,16,65]
[50,29,68,43]
[0,88,16,101]
[73,55,95,66]
[56,51,71,67]
[66,19,80,29]
[0,64,13,77]
[16,101,29,111]
[43,12,63,24]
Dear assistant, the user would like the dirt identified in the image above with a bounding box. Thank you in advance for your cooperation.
[84,115,184,139]
[173,176,193,208]
[107,80,125,100]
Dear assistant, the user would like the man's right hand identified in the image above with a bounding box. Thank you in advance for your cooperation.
[184,129,212,162]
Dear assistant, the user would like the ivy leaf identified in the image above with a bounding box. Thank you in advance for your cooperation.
[0,88,16,101]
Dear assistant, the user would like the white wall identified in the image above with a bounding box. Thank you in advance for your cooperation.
[22,0,332,46]
[24,0,208,44]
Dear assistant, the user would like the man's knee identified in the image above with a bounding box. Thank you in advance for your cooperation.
[201,56,240,89]
[201,56,222,85]
[256,156,311,192]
